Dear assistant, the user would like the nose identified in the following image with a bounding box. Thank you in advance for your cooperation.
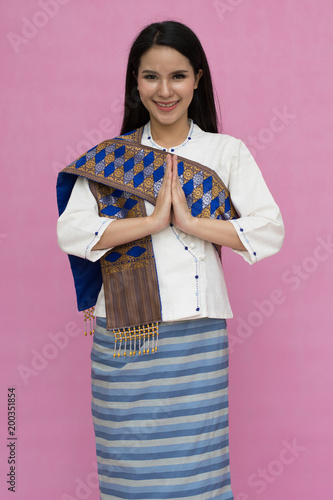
[157,79,173,98]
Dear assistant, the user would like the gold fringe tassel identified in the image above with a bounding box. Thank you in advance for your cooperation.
[83,312,159,357]
[113,323,159,357]
[84,307,95,336]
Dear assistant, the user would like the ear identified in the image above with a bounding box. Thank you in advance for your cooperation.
[194,69,203,89]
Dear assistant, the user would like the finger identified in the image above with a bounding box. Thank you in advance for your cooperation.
[166,155,173,186]
[172,155,178,179]
[163,154,172,184]
[172,163,183,197]
[166,153,172,173]
[171,156,178,185]
[158,155,171,194]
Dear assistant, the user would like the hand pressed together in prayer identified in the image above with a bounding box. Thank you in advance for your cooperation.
[153,154,193,232]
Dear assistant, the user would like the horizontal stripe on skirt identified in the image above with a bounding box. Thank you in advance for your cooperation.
[91,317,233,500]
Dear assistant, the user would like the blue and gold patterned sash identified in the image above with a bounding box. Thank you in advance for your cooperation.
[57,127,238,345]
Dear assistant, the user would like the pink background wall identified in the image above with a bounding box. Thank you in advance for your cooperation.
[1,1,332,498]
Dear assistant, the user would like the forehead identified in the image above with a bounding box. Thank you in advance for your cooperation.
[138,45,193,73]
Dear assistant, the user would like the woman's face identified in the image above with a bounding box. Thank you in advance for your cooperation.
[136,45,202,130]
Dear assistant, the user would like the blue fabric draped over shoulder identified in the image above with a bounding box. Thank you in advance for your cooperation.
[57,171,103,312]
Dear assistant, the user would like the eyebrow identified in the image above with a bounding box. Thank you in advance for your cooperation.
[141,70,189,75]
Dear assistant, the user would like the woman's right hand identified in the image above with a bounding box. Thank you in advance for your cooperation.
[150,154,172,232]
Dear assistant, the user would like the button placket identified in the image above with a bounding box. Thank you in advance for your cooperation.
[170,223,201,313]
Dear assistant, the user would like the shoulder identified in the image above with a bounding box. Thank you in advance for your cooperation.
[192,123,253,165]
[190,124,260,186]
[192,124,245,158]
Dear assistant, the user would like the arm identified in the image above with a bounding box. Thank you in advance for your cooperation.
[226,140,284,263]
[93,152,244,252]
[92,154,173,250]
[174,216,246,251]
[170,144,284,263]
[57,176,114,261]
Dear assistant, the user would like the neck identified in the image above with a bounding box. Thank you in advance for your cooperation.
[150,116,191,149]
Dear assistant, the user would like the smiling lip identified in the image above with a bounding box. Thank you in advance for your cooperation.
[153,100,180,111]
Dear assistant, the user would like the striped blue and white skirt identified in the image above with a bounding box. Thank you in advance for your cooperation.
[91,317,233,500]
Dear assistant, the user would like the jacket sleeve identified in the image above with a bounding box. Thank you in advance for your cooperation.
[57,176,114,262]
[227,139,285,264]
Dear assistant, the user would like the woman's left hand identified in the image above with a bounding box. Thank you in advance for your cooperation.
[169,154,246,251]
[170,155,194,232]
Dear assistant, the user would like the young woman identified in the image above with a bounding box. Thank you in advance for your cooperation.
[57,20,284,500]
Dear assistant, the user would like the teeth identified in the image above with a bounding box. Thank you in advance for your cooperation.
[156,101,178,107]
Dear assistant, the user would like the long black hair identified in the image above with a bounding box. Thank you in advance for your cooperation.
[120,21,220,135]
